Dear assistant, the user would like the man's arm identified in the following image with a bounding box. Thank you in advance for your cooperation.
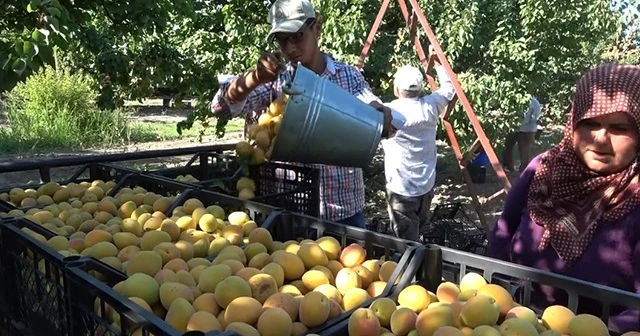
[213,70,274,118]
[347,68,381,104]
[212,52,285,119]
[209,75,237,120]
[389,65,456,131]
[528,97,543,123]
[346,67,394,137]
[420,65,456,118]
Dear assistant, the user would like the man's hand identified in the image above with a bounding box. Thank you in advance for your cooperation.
[256,51,284,84]
[369,101,395,138]
[211,99,232,120]
[429,45,441,66]
[224,52,283,102]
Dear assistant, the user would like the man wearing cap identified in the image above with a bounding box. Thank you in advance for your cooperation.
[382,55,456,241]
[212,0,393,228]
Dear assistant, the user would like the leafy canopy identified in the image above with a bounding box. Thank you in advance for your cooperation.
[1,0,636,147]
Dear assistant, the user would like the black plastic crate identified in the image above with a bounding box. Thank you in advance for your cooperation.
[321,244,640,335]
[0,169,190,232]
[0,312,26,336]
[145,152,321,217]
[249,162,320,217]
[421,218,487,255]
[0,201,14,213]
[0,162,139,195]
[261,211,428,334]
[167,188,281,226]
[437,246,640,322]
[421,202,488,255]
[438,245,640,334]
[0,144,235,182]
[430,201,464,221]
[0,226,13,320]
[0,218,76,336]
[0,163,140,211]
[64,257,238,336]
[106,173,193,199]
[146,152,239,185]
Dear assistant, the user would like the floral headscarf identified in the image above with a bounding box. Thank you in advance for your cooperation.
[527,63,640,263]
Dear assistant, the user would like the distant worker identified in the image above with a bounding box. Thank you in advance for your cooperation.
[382,50,456,241]
[210,0,393,228]
[502,89,543,172]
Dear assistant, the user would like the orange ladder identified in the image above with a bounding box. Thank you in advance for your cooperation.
[357,0,512,231]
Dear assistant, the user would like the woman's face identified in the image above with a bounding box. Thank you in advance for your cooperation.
[573,111,639,174]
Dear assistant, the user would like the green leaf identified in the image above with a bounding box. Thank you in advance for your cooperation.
[46,16,60,33]
[11,58,27,76]
[32,29,50,45]
[27,0,41,12]
[23,41,39,61]
[14,40,24,55]
[46,6,62,17]
[2,55,13,71]
[38,46,55,66]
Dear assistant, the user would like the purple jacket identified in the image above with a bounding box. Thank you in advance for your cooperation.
[489,154,640,333]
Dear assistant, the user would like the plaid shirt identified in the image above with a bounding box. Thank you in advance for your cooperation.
[216,54,380,221]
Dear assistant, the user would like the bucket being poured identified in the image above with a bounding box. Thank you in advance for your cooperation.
[271,63,384,168]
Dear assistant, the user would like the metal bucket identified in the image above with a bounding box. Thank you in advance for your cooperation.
[271,63,384,168]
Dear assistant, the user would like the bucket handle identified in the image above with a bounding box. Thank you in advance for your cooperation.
[282,83,303,96]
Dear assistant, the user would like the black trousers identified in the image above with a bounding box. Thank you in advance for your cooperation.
[386,189,434,241]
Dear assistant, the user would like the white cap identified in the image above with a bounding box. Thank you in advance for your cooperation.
[267,0,316,41]
[393,65,424,91]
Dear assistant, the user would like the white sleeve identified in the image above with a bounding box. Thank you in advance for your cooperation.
[420,65,456,119]
[211,75,247,117]
[391,109,407,130]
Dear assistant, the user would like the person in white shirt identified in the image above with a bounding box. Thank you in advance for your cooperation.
[382,57,456,241]
[502,91,543,172]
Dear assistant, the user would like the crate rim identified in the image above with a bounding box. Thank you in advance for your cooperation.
[0,162,141,195]
[435,244,640,311]
[64,258,185,336]
[320,244,640,336]
[261,210,430,334]
[165,188,284,218]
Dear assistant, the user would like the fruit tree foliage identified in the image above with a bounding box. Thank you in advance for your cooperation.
[0,0,634,148]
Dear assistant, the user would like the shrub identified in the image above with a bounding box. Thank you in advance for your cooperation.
[1,66,136,152]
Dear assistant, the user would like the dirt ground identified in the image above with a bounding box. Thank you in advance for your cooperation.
[0,102,562,249]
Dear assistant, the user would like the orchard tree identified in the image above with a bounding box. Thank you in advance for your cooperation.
[393,0,620,149]
[176,0,623,147]
[1,0,198,108]
[1,0,629,148]
[602,1,639,65]
[0,0,71,92]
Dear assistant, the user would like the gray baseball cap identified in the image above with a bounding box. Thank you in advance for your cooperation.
[267,0,316,41]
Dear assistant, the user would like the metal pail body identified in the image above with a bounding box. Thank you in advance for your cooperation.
[271,63,383,168]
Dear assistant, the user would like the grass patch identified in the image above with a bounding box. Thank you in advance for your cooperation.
[129,118,245,142]
[0,117,246,154]
[0,66,144,155]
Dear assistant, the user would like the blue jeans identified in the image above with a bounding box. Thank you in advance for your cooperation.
[337,211,366,229]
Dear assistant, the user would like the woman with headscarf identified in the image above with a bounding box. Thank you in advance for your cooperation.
[489,63,640,333]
